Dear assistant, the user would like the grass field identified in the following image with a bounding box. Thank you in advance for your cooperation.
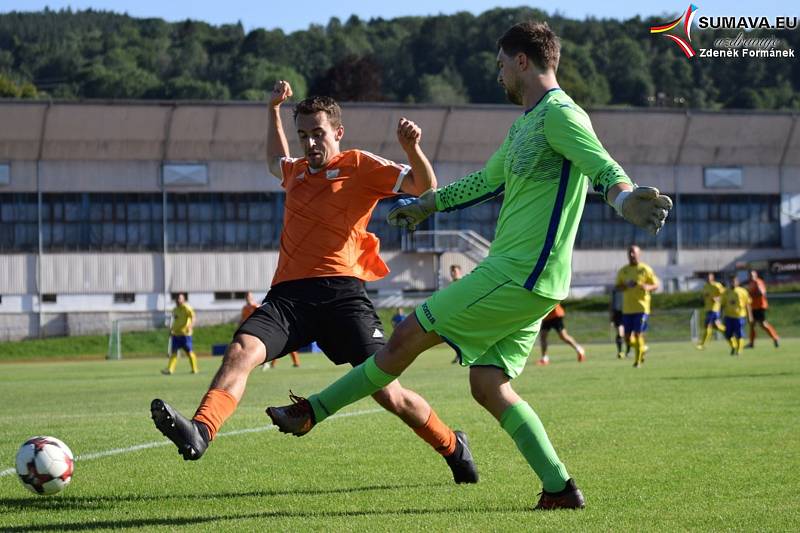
[1,341,799,531]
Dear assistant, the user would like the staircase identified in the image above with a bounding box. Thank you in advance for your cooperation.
[401,230,490,263]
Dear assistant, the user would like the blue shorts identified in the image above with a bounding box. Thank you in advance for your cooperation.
[171,335,193,353]
[622,313,649,335]
[724,317,745,339]
[704,311,721,326]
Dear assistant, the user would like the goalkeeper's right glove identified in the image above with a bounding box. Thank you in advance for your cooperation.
[613,186,673,235]
[386,189,437,231]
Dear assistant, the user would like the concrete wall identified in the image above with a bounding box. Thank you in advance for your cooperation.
[1,102,798,174]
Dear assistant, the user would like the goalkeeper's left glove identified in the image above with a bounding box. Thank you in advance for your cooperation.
[387,189,437,231]
[613,186,673,235]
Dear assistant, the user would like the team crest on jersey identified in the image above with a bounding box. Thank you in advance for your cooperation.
[295,172,305,181]
[326,169,341,180]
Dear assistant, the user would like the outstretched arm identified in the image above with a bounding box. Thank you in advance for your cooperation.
[545,104,672,234]
[396,118,437,196]
[267,80,292,180]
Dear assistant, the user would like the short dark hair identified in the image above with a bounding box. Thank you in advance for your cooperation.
[293,96,342,128]
[497,21,561,71]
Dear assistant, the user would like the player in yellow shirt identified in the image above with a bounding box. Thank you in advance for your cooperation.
[163,293,199,375]
[696,272,726,350]
[615,245,659,368]
[722,275,752,356]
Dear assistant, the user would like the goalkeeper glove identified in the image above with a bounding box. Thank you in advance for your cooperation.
[387,189,437,231]
[613,187,673,235]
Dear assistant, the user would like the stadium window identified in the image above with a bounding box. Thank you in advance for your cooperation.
[680,195,780,248]
[0,193,38,252]
[167,193,283,251]
[0,163,9,185]
[214,291,248,301]
[41,193,163,252]
[113,293,136,304]
[41,294,57,303]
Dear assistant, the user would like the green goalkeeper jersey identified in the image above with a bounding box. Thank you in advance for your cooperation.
[435,88,633,300]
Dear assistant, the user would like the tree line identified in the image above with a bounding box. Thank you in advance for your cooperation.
[0,7,797,109]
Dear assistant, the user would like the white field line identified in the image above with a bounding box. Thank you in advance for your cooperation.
[0,407,385,478]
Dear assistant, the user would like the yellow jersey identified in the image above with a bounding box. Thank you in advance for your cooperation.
[722,287,751,319]
[171,303,196,335]
[616,262,658,314]
[702,281,725,312]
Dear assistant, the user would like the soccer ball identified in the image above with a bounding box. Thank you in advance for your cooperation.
[15,436,74,495]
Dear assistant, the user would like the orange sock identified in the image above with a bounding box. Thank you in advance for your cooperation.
[412,408,457,456]
[193,388,238,441]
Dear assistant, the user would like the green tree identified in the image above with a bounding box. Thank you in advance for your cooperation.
[418,67,468,104]
[310,55,383,102]
[230,56,307,101]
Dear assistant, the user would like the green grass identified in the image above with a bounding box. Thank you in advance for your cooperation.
[1,341,799,531]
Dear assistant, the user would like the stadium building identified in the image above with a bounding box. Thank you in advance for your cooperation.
[1,101,798,340]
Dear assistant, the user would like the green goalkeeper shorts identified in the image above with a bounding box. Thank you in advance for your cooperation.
[414,258,558,378]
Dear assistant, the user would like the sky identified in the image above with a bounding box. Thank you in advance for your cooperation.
[1,1,797,33]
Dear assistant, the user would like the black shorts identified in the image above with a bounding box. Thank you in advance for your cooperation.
[236,276,386,366]
[612,310,624,328]
[753,309,767,322]
[541,317,564,333]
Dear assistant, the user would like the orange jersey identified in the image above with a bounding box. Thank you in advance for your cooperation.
[545,304,565,321]
[273,149,409,286]
[241,303,258,323]
[748,279,768,310]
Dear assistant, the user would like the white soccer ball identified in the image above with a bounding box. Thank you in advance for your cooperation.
[15,436,74,495]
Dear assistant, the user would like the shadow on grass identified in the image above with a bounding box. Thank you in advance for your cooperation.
[1,482,524,532]
[0,482,448,513]
[2,504,530,532]
[661,371,797,381]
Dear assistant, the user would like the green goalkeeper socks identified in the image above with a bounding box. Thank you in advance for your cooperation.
[501,401,570,492]
[308,354,396,423]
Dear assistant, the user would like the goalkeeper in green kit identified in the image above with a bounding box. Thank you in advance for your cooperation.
[267,21,672,510]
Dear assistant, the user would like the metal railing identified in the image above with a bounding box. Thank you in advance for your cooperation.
[401,230,490,263]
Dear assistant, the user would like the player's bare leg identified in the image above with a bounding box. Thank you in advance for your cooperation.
[557,329,586,362]
[372,380,478,483]
[536,330,550,366]
[207,334,268,400]
[757,320,780,348]
[267,318,478,483]
[151,334,266,460]
[469,366,584,509]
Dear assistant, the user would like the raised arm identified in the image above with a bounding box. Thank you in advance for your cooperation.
[396,118,437,196]
[267,80,292,180]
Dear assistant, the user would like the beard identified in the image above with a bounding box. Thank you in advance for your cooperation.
[504,84,522,105]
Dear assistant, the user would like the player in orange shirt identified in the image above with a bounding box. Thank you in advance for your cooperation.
[535,304,586,366]
[150,81,477,484]
[746,270,780,349]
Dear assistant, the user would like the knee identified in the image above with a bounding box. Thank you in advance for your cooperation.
[224,338,265,370]
[372,387,405,414]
